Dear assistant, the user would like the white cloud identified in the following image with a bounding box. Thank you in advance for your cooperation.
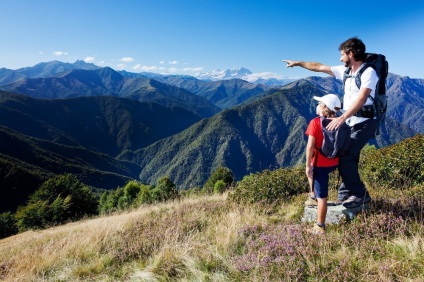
[119,57,134,62]
[53,51,68,56]
[84,57,96,63]
[116,64,126,70]
[168,67,178,73]
[133,64,142,70]
[182,67,204,72]
[159,60,165,64]
[168,60,178,65]
[133,65,159,72]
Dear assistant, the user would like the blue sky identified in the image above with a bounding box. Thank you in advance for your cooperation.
[0,0,423,79]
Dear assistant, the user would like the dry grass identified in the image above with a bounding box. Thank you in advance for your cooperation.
[1,190,423,281]
[0,193,269,281]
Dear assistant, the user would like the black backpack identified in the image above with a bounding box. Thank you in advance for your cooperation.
[318,117,351,159]
[343,53,389,123]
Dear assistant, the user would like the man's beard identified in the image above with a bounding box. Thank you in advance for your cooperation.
[344,60,351,68]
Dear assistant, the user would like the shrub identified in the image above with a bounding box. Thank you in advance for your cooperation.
[118,181,142,209]
[228,167,307,205]
[214,179,227,194]
[0,212,18,239]
[156,176,179,201]
[360,134,423,190]
[15,174,98,231]
[204,167,234,193]
[136,184,155,205]
[99,188,124,214]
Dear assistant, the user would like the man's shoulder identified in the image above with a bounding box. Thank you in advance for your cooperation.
[331,65,347,80]
[360,65,378,81]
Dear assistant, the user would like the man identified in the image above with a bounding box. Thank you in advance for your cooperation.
[283,37,378,208]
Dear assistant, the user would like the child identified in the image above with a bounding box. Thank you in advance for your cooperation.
[305,94,341,234]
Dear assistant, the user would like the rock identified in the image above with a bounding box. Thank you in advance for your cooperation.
[302,201,370,224]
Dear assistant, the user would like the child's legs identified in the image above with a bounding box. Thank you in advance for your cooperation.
[313,166,337,224]
[308,176,315,196]
[317,198,327,224]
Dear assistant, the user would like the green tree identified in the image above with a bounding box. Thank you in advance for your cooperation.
[15,174,98,231]
[0,212,19,239]
[214,179,227,194]
[156,176,179,201]
[118,181,142,209]
[136,184,155,205]
[99,187,124,213]
[204,167,234,193]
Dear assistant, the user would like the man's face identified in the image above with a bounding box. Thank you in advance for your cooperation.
[340,50,351,67]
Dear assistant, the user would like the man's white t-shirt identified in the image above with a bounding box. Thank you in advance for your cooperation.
[331,64,379,126]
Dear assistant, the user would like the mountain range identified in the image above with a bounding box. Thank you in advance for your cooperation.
[0,60,422,212]
[0,67,220,118]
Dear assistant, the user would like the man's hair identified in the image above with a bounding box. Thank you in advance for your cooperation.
[339,37,366,61]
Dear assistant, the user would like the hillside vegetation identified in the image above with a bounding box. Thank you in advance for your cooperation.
[0,135,422,281]
[120,81,417,188]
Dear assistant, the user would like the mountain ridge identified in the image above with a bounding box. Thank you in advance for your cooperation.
[0,67,220,118]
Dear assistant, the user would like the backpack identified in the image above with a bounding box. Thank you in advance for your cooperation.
[318,116,351,159]
[343,53,389,123]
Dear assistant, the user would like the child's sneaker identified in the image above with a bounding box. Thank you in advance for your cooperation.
[304,196,317,207]
[308,224,325,234]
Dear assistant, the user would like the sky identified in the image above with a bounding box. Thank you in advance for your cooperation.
[0,0,423,79]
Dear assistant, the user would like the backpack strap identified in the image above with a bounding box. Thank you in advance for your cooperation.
[342,64,374,105]
[342,67,351,87]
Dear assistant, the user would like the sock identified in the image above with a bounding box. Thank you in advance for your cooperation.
[316,222,325,228]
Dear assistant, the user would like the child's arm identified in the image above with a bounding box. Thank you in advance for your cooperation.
[306,135,316,192]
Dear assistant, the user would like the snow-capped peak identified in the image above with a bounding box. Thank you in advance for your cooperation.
[194,67,296,86]
[195,67,253,81]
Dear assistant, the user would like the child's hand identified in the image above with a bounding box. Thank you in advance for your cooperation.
[306,165,313,179]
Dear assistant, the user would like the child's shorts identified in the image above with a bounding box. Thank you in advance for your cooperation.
[313,166,337,198]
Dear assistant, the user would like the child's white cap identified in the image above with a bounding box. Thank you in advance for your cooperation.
[313,94,341,112]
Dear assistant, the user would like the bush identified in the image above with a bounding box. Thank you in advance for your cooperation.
[156,176,179,201]
[15,174,98,231]
[0,212,18,239]
[136,184,155,205]
[204,167,234,193]
[118,181,142,210]
[228,167,307,205]
[99,187,125,214]
[214,180,227,194]
[361,135,424,190]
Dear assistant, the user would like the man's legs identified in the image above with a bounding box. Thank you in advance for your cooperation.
[338,119,377,200]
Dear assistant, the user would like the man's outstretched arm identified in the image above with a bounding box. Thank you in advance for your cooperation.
[283,60,334,76]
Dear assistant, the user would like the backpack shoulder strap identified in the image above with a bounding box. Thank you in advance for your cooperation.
[355,63,371,89]
[314,116,326,150]
[342,67,351,86]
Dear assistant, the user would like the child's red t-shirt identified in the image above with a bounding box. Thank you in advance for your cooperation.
[305,117,339,167]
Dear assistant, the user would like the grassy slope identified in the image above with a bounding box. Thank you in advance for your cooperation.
[1,187,423,281]
[1,136,423,281]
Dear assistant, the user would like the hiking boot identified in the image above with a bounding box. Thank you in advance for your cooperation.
[342,194,372,209]
[335,195,349,205]
[308,224,325,234]
[334,199,344,205]
[304,197,318,207]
